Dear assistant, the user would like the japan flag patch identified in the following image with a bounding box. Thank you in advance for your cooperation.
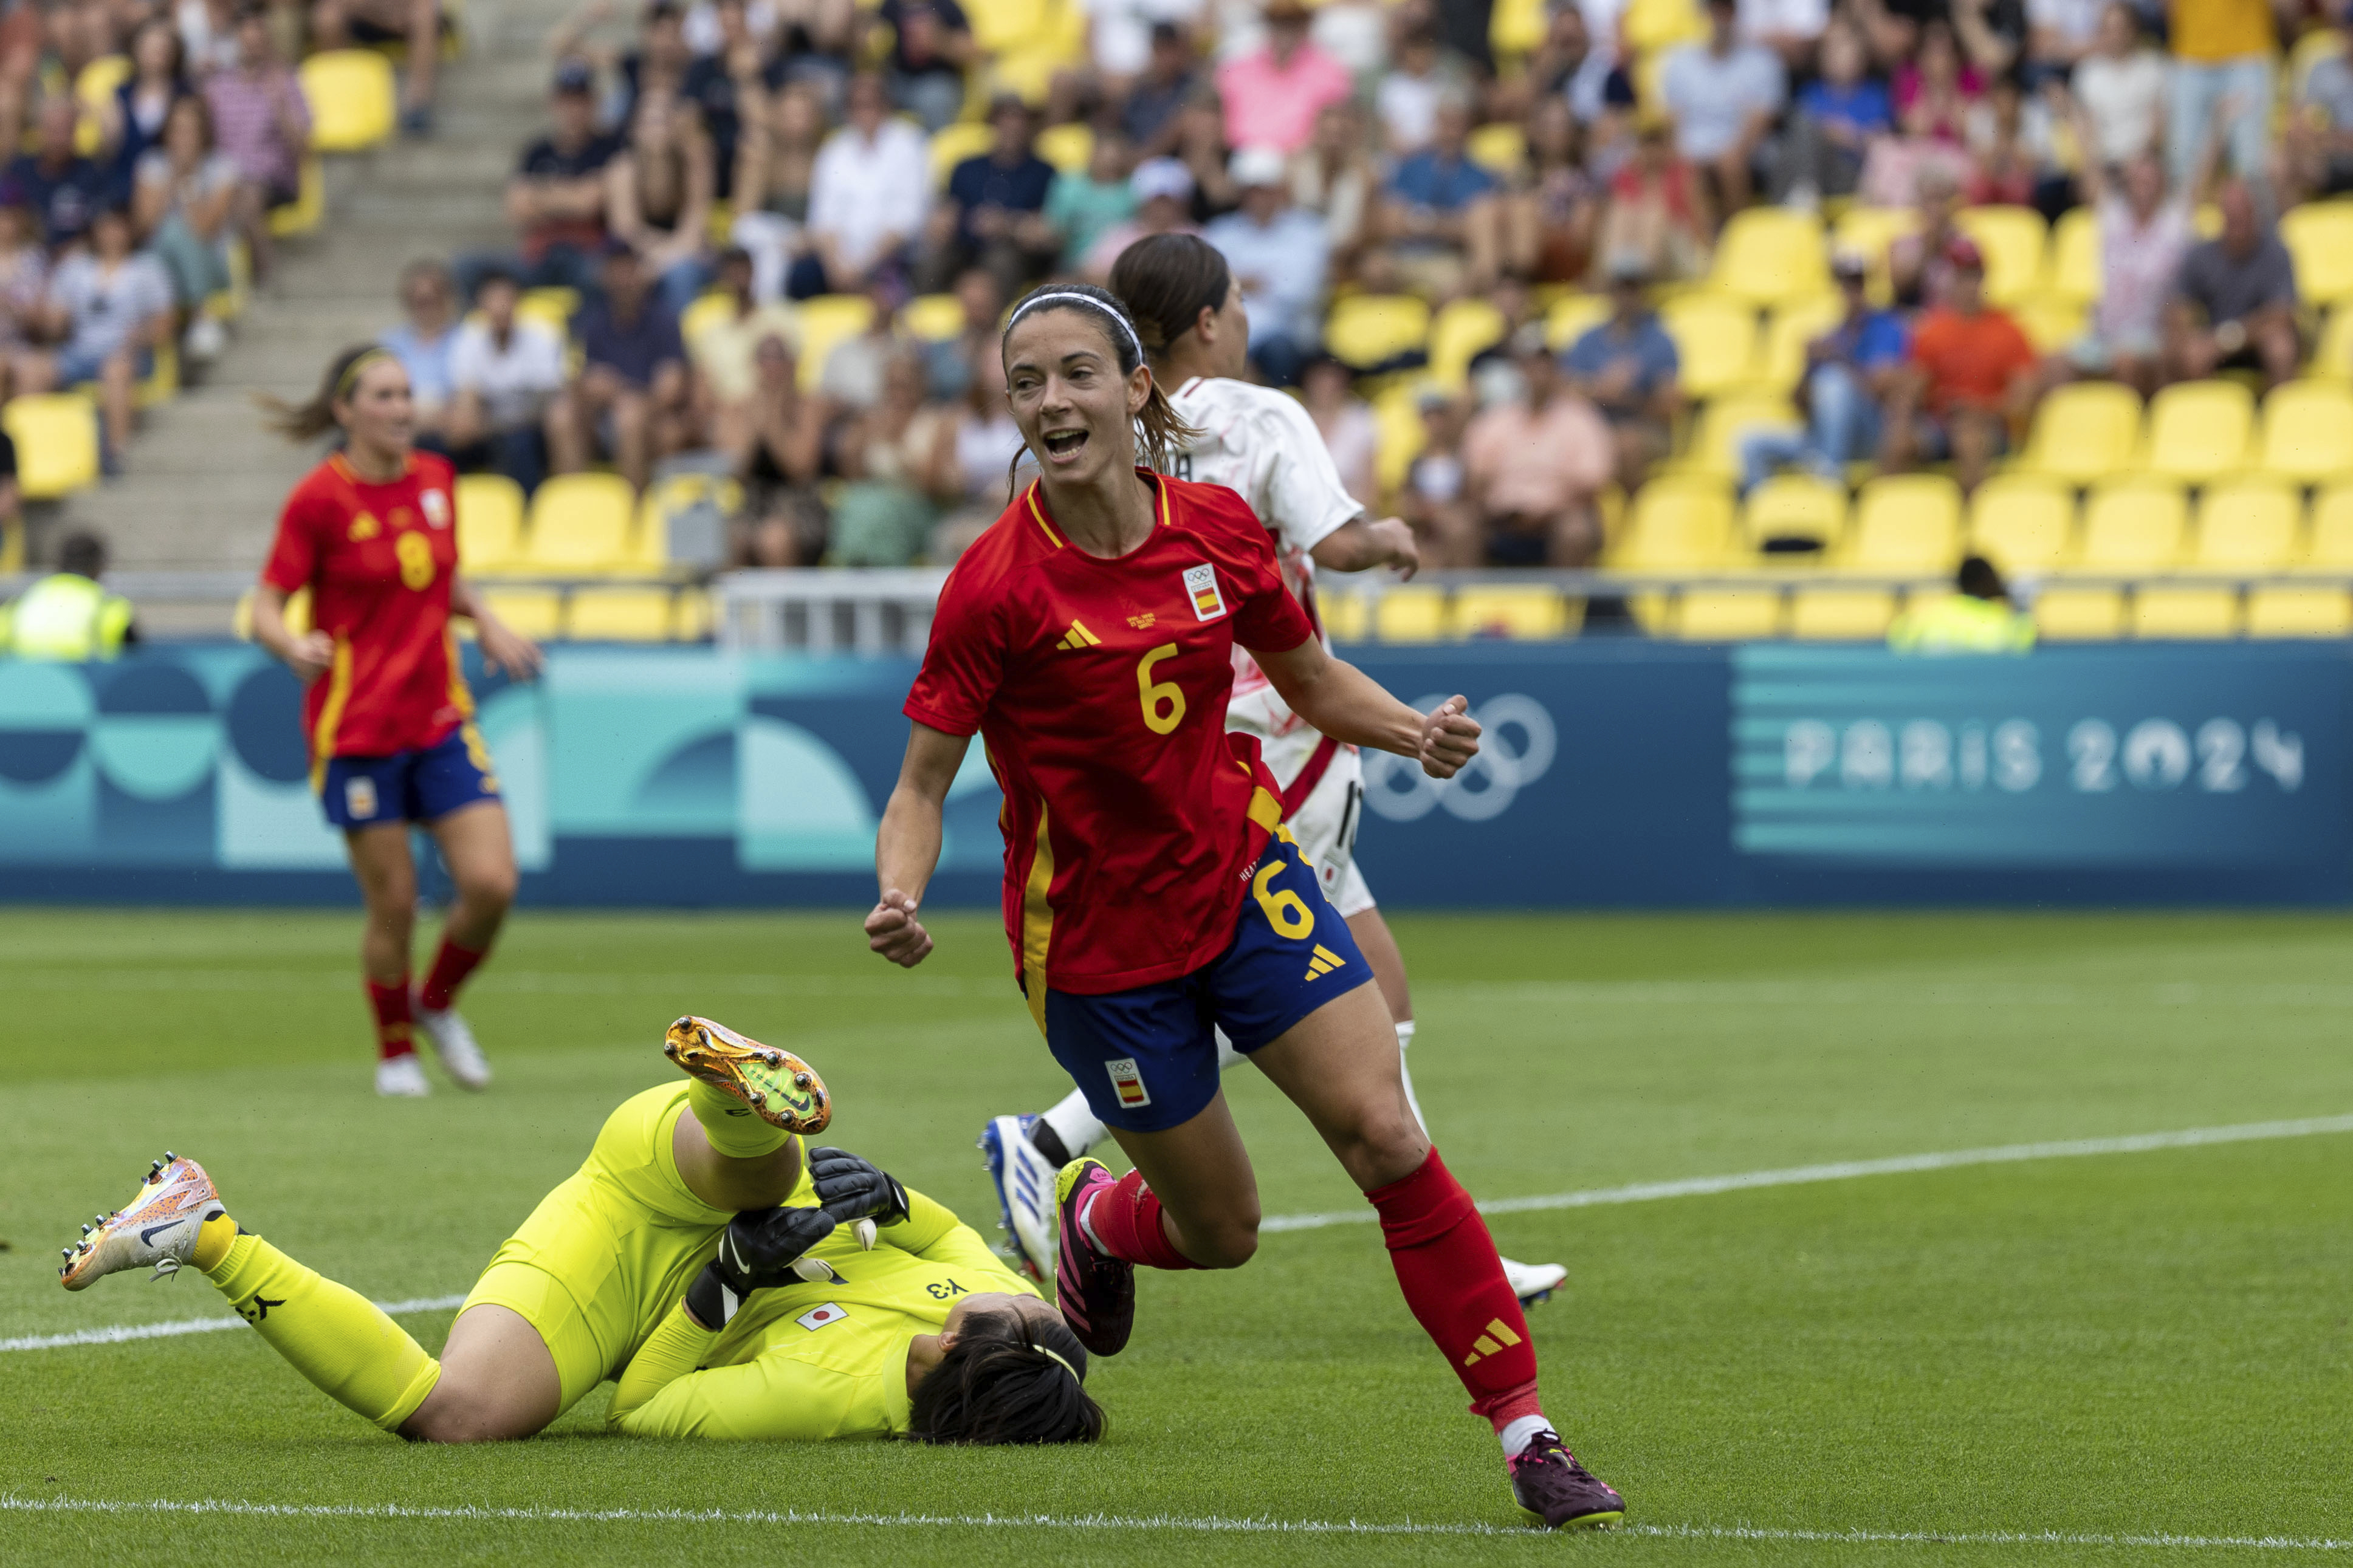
[1184,563,1227,621]
[1106,1056,1151,1109]
[796,1302,847,1332]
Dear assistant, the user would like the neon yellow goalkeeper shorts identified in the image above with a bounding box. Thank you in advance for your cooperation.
[459,1083,808,1414]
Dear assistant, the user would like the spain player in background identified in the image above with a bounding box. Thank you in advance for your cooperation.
[57,1018,1101,1445]
[867,285,1623,1528]
[977,235,1566,1310]
[249,346,543,1098]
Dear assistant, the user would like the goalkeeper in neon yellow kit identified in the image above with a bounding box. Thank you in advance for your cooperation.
[57,1017,1102,1446]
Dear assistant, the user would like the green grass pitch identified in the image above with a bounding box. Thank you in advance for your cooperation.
[2,907,2349,1566]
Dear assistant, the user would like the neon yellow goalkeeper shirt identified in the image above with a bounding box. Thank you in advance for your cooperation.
[605,1186,1036,1440]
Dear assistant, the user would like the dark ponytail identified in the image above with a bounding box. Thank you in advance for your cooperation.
[1001,281,1201,485]
[906,1307,1104,1446]
[1108,233,1231,368]
[259,343,396,442]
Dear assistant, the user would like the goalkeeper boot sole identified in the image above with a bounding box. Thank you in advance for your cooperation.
[664,1015,832,1134]
[978,1114,1058,1282]
[1053,1158,1133,1357]
[60,1152,225,1291]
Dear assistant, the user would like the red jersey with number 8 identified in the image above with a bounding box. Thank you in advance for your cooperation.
[259,451,470,776]
[905,472,1317,998]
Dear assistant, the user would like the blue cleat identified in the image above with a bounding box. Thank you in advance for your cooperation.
[978,1114,1059,1282]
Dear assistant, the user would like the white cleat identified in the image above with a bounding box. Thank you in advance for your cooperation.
[413,1004,491,1090]
[1504,1257,1568,1307]
[977,1114,1060,1282]
[60,1153,224,1291]
[376,1053,431,1097]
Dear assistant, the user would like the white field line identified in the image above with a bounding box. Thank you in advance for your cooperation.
[12,1111,2351,1354]
[0,1497,2347,1550]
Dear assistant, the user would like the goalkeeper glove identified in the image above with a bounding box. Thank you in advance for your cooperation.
[684,1204,839,1329]
[808,1146,912,1228]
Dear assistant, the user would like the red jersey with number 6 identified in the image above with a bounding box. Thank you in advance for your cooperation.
[905,471,1317,1000]
[259,451,470,779]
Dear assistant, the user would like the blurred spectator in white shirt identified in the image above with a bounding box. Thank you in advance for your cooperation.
[792,70,927,298]
[447,269,569,495]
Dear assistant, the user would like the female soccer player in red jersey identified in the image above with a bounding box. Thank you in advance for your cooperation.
[249,345,544,1099]
[865,285,1624,1529]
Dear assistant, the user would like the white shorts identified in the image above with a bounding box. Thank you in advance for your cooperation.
[1285,743,1375,920]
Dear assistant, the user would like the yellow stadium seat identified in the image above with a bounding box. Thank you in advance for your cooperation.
[1790,585,1897,638]
[2046,206,2100,306]
[1969,474,2074,572]
[1491,0,1547,57]
[794,293,876,391]
[1755,294,1846,392]
[1744,473,1847,554]
[2280,201,2353,304]
[300,50,397,152]
[75,53,129,111]
[901,293,967,343]
[680,290,733,354]
[2015,380,2142,483]
[1830,206,1919,302]
[565,586,676,640]
[456,473,526,572]
[1678,587,1784,638]
[1709,208,1831,307]
[2035,585,2123,638]
[2314,304,2353,380]
[2193,478,2300,570]
[1326,295,1432,372]
[1612,475,1737,567]
[2307,481,2353,566]
[2247,584,2353,635]
[525,473,636,572]
[1451,585,1574,639]
[967,0,1049,53]
[1623,0,1706,52]
[1036,122,1093,174]
[1427,298,1506,389]
[1373,585,1448,642]
[2142,379,2253,481]
[1659,293,1759,397]
[1672,391,1797,479]
[1954,205,2047,306]
[1321,587,1370,642]
[630,476,734,572]
[2131,586,2238,637]
[5,393,100,498]
[2078,478,2187,569]
[479,587,562,640]
[673,587,713,640]
[2291,24,2348,95]
[1466,123,1527,179]
[1370,380,1434,495]
[929,121,995,186]
[1544,292,1610,352]
[267,155,324,238]
[1847,474,1962,571]
[134,339,179,409]
[518,287,579,334]
[2257,380,2353,483]
[2010,292,2084,354]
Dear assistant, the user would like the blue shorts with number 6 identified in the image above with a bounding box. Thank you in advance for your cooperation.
[1040,831,1372,1134]
[319,722,501,830]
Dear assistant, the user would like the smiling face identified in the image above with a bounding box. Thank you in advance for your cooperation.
[337,358,416,460]
[1003,306,1149,486]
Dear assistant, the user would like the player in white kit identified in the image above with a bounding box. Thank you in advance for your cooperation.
[977,233,1567,1307]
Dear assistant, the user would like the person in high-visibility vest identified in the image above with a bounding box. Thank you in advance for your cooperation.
[1888,555,2036,654]
[0,532,137,660]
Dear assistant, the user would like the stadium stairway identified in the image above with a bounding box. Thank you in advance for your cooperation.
[49,0,579,630]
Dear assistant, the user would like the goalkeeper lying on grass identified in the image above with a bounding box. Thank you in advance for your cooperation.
[57,1016,1103,1447]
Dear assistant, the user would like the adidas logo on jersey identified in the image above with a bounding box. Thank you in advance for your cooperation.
[1304,943,1347,980]
[1056,620,1103,650]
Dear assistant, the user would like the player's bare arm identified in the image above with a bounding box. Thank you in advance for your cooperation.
[249,582,334,683]
[1252,636,1482,779]
[1309,516,1421,580]
[449,573,546,681]
[868,721,970,967]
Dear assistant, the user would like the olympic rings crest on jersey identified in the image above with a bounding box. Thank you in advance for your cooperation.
[1359,693,1558,823]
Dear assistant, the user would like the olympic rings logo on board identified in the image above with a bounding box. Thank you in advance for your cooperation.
[1361,693,1557,824]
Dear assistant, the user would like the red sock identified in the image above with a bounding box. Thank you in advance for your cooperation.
[366,977,414,1061]
[417,937,489,1013]
[1367,1148,1544,1434]
[1082,1168,1199,1271]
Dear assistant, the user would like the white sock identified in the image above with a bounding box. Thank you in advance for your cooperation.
[1041,1090,1107,1160]
[1396,1019,1427,1136]
[1499,1414,1552,1458]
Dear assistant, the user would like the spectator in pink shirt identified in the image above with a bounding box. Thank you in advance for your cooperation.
[1463,325,1616,567]
[1214,0,1351,157]
[204,10,311,284]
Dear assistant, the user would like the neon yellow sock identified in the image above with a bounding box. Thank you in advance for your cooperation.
[688,1079,791,1159]
[192,1213,237,1273]
[202,1231,440,1432]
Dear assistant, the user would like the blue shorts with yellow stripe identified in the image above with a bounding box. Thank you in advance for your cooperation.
[319,722,500,829]
[1040,832,1372,1134]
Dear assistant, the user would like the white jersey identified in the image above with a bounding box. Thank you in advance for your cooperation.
[1167,375,1362,777]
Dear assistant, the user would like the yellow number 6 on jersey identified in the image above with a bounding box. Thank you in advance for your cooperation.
[1252,860,1314,939]
[1136,642,1186,735]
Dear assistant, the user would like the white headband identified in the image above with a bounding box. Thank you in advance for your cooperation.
[1032,1341,1082,1380]
[1008,290,1143,365]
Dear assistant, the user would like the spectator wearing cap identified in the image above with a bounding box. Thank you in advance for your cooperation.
[1121,24,1202,156]
[1563,260,1682,494]
[549,243,692,492]
[1463,325,1616,567]
[204,10,312,284]
[5,95,116,250]
[2067,147,2194,396]
[1378,92,1503,296]
[927,95,1059,298]
[462,61,620,304]
[688,244,800,454]
[1738,248,1909,492]
[380,258,461,448]
[606,87,717,317]
[1082,156,1200,281]
[445,267,568,496]
[1215,0,1352,157]
[1886,237,2039,495]
[1042,128,1138,275]
[868,0,975,132]
[1659,0,1785,219]
[792,70,929,299]
[2162,176,2299,389]
[1203,145,1327,388]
